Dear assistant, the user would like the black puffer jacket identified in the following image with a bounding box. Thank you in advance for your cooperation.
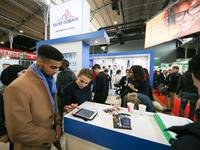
[165,72,181,92]
[176,71,198,94]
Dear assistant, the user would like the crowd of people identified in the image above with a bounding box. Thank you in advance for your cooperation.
[0,44,199,149]
[154,65,199,120]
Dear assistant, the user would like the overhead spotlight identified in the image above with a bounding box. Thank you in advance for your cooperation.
[19,30,23,33]
[0,41,4,44]
[114,21,118,25]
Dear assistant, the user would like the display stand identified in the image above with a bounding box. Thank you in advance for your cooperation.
[36,30,110,73]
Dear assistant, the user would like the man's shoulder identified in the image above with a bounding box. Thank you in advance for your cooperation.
[7,70,37,89]
[99,72,107,77]
[6,74,29,90]
[64,81,76,90]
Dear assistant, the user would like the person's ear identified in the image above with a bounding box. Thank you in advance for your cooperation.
[37,57,44,68]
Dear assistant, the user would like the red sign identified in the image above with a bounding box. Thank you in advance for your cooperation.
[0,47,36,60]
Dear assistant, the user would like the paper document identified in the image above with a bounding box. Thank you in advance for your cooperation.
[154,113,192,143]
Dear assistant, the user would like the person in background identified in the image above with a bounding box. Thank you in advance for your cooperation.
[62,68,93,113]
[117,69,131,106]
[143,68,154,101]
[128,65,150,97]
[0,65,26,150]
[3,45,63,150]
[93,64,110,104]
[167,53,200,150]
[163,70,168,78]
[120,65,154,110]
[114,69,122,86]
[92,64,101,80]
[107,65,113,89]
[176,70,198,120]
[104,68,111,85]
[153,70,158,89]
[108,65,113,79]
[157,70,165,95]
[91,64,101,97]
[56,59,76,117]
[157,70,165,85]
[164,66,181,112]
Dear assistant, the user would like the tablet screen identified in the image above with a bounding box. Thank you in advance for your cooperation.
[73,108,97,120]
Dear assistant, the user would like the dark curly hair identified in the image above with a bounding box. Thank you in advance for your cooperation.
[130,65,145,82]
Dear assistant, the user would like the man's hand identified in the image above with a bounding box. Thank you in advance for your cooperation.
[64,103,79,113]
[52,125,62,150]
[196,99,200,109]
[55,125,62,141]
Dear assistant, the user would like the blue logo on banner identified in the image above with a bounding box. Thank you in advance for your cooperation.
[53,9,79,27]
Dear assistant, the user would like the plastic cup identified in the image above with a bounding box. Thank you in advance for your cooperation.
[139,104,147,115]
[127,102,135,113]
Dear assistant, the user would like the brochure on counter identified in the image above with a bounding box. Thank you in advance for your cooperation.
[113,113,132,130]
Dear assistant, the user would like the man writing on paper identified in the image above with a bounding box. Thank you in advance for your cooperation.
[4,45,63,150]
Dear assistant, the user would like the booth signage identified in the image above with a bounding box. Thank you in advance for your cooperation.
[50,0,90,39]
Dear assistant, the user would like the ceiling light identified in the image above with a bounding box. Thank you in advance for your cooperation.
[0,41,4,44]
[19,30,23,33]
[114,21,117,25]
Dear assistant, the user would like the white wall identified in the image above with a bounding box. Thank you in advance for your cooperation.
[108,39,177,64]
[52,41,82,74]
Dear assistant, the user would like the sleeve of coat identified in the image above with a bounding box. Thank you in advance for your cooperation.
[62,85,74,106]
[4,85,56,147]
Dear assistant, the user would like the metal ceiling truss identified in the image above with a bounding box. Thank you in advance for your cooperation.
[99,19,146,45]
[8,0,43,21]
[0,7,43,42]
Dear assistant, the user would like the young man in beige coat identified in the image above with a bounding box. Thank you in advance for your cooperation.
[3,45,63,150]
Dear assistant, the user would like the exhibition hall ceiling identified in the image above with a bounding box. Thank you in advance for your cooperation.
[0,0,164,51]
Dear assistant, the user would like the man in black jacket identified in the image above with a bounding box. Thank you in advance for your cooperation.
[56,59,76,116]
[176,70,198,120]
[93,64,110,104]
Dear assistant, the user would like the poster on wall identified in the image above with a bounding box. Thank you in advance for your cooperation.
[145,0,200,48]
[63,52,77,73]
[92,54,150,77]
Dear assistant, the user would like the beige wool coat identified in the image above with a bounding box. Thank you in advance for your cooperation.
[3,67,61,150]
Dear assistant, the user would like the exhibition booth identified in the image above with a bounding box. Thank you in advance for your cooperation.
[27,0,200,149]
[37,0,109,74]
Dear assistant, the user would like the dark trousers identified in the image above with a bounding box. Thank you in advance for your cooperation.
[179,92,199,120]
